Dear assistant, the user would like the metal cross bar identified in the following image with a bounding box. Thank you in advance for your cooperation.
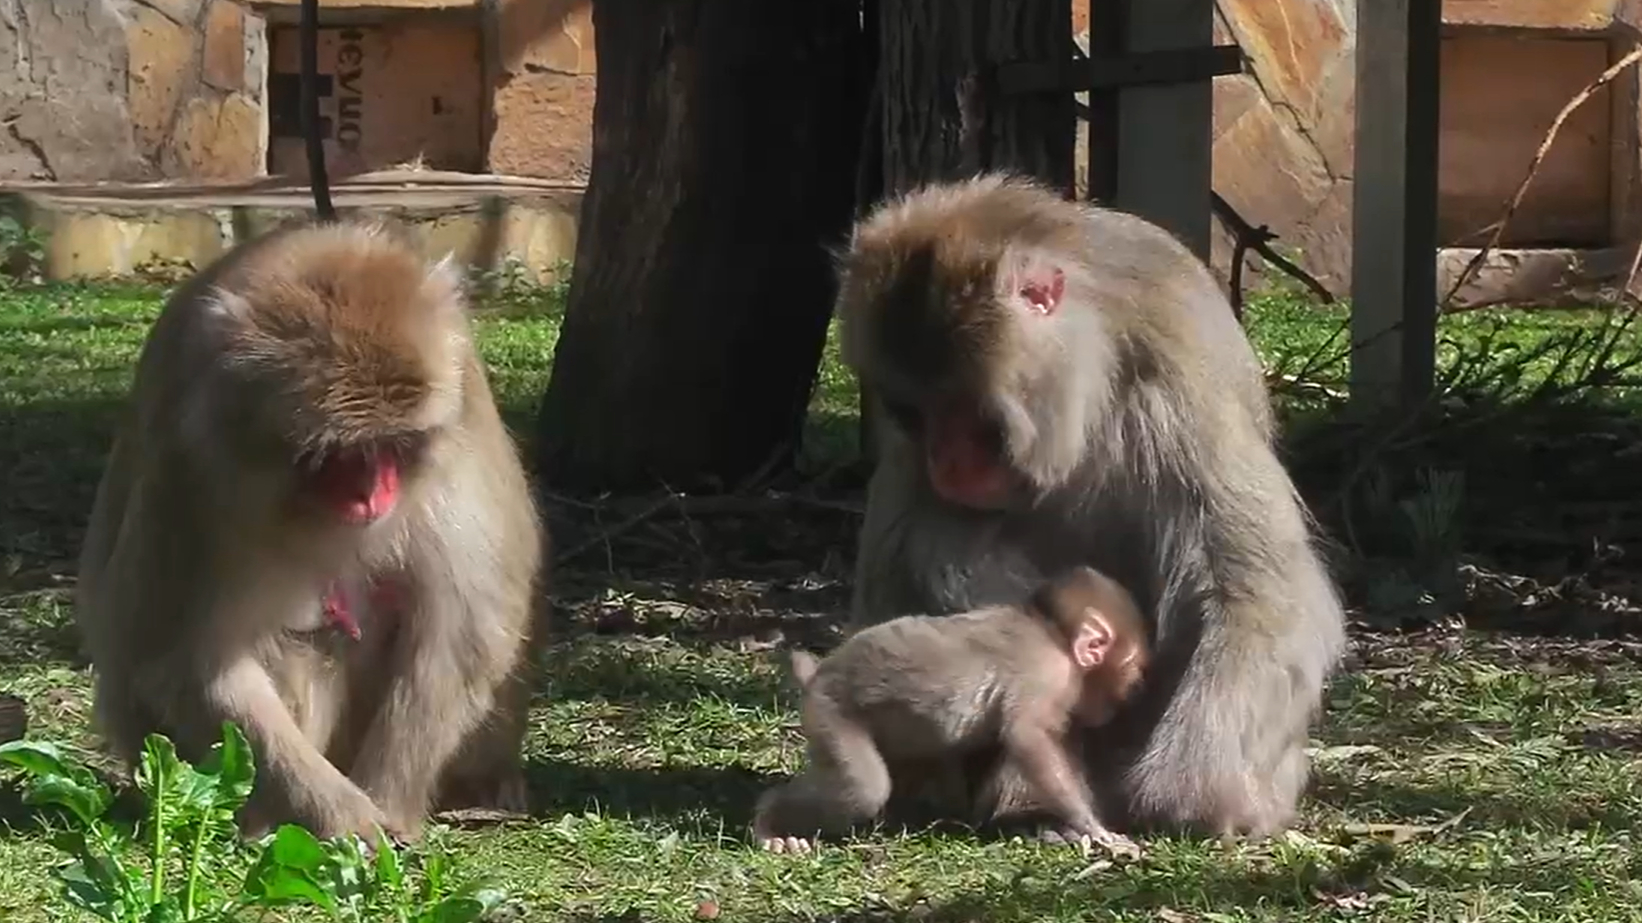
[995,44,1243,95]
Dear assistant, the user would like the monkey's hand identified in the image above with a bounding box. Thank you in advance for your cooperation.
[1039,822,1143,860]
[307,782,405,844]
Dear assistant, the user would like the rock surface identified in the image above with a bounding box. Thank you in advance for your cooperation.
[0,0,148,181]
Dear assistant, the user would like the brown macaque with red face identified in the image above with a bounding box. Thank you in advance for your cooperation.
[837,174,1348,840]
[74,220,548,842]
[751,566,1150,856]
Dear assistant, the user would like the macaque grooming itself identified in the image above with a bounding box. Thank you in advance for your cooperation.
[837,174,1348,839]
[74,220,547,842]
[752,566,1149,856]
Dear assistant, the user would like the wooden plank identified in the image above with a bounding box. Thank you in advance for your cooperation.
[1351,0,1442,409]
[1113,0,1215,259]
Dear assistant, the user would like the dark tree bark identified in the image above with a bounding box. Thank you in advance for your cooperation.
[536,0,867,494]
[877,0,1076,195]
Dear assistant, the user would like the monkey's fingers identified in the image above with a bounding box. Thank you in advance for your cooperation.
[1086,829,1143,861]
[757,836,814,855]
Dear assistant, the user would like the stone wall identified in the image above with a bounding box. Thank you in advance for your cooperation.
[1203,0,1642,292]
[0,0,593,185]
[1207,0,1356,290]
[0,0,265,183]
[487,0,595,183]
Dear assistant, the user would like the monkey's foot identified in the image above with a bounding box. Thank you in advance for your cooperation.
[439,767,531,816]
[757,835,816,855]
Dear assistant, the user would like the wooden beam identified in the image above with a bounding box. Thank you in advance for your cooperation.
[1112,0,1215,259]
[1350,0,1441,410]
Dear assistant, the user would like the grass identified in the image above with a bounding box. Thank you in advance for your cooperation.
[1,278,1641,922]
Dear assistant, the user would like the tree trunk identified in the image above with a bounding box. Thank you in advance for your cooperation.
[535,0,867,494]
[877,0,1076,195]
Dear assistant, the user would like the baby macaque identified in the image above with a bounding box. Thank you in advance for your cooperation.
[752,565,1148,855]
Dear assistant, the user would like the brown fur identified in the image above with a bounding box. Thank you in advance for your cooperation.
[751,566,1148,856]
[74,220,548,842]
[837,174,1348,838]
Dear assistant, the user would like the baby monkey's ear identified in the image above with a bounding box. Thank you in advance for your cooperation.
[1070,612,1114,670]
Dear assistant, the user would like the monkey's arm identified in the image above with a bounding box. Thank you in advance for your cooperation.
[196,653,389,838]
[998,724,1137,855]
[998,724,1101,832]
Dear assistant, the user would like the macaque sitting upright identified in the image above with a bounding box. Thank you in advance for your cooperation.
[752,565,1149,855]
[74,220,547,843]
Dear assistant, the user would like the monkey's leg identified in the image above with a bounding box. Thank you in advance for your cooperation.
[346,577,529,837]
[754,698,893,853]
[1125,598,1327,838]
[435,663,533,815]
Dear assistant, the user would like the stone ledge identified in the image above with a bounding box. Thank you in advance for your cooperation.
[1442,0,1634,34]
[3,170,584,283]
[1436,246,1631,307]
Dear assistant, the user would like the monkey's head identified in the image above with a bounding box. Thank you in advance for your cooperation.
[835,175,1116,511]
[1031,566,1149,726]
[193,224,471,531]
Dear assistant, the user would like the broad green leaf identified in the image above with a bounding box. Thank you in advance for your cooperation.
[56,862,125,922]
[24,774,114,826]
[246,864,336,912]
[429,896,487,923]
[0,739,74,778]
[134,734,181,803]
[206,722,255,801]
[268,823,328,871]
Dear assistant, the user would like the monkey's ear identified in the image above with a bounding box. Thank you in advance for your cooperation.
[1070,617,1113,670]
[203,287,254,325]
[1002,251,1066,316]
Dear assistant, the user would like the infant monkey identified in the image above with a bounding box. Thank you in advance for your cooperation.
[753,565,1149,855]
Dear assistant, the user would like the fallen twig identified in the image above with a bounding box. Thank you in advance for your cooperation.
[1211,192,1337,320]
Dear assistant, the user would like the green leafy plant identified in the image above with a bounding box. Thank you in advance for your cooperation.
[0,214,46,286]
[0,723,509,922]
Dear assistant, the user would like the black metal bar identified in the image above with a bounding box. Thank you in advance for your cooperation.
[301,0,336,221]
[997,44,1243,95]
[1083,0,1126,204]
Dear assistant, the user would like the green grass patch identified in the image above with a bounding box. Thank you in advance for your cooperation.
[0,280,1639,921]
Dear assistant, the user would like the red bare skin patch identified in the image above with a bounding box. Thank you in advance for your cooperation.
[321,585,362,640]
[308,446,401,525]
[320,576,407,641]
[925,408,1014,510]
[1017,263,1065,316]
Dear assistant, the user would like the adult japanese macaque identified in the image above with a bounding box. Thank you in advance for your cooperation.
[836,173,1348,839]
[752,566,1150,856]
[74,220,547,842]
